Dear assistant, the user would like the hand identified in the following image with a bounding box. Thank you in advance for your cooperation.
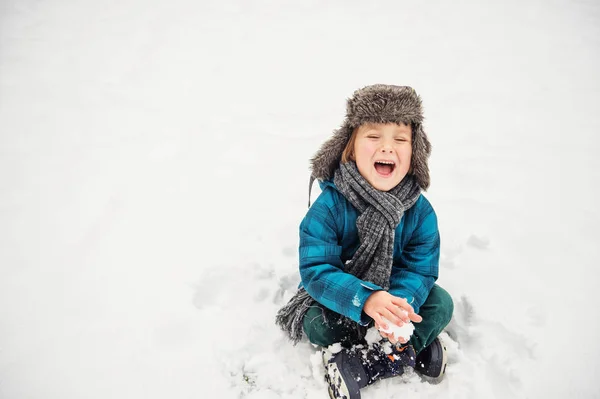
[363,291,422,330]
[375,322,408,345]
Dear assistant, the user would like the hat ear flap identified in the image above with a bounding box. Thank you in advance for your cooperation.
[310,124,354,181]
[411,124,432,190]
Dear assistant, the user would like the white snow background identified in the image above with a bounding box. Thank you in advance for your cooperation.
[1,0,599,398]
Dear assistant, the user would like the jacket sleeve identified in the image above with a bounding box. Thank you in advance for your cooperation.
[299,190,382,325]
[388,201,440,314]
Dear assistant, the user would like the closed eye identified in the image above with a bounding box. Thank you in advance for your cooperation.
[395,138,408,142]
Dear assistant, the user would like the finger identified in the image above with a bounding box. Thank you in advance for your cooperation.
[409,312,423,323]
[387,333,398,344]
[383,309,403,327]
[391,296,414,313]
[388,304,410,324]
[381,329,394,343]
[389,332,407,345]
[372,313,388,330]
[390,295,408,307]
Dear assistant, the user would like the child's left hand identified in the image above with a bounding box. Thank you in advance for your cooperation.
[375,322,408,345]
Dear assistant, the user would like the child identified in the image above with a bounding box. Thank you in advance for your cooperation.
[276,84,454,399]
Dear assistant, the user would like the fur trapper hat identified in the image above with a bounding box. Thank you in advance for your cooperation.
[310,84,432,190]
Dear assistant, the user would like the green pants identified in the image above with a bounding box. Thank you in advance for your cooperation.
[302,285,453,354]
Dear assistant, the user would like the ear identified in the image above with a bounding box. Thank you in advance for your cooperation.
[411,124,431,190]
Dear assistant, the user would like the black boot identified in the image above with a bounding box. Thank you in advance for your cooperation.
[415,336,447,382]
[324,342,416,399]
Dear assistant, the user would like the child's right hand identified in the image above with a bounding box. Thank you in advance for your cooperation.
[363,291,422,330]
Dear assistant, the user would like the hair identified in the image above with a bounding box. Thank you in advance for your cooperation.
[340,127,359,163]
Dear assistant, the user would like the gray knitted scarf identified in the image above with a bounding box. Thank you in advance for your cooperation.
[275,161,421,344]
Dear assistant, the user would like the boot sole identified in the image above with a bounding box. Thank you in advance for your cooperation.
[325,361,360,399]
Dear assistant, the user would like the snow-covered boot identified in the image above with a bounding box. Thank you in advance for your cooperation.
[324,343,416,399]
[415,336,447,382]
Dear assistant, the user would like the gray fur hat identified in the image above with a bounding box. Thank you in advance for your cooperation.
[310,84,432,190]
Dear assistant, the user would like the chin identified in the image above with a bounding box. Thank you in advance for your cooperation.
[371,179,400,192]
[369,173,406,191]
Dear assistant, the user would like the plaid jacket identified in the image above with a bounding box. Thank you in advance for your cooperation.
[299,180,440,325]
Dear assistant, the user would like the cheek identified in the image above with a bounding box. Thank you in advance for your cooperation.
[398,146,412,167]
[354,141,375,162]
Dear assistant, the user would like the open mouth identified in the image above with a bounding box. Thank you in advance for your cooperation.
[374,160,396,176]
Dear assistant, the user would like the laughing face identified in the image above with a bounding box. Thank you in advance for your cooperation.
[352,123,412,191]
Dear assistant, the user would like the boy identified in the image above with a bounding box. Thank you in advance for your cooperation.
[276,85,453,399]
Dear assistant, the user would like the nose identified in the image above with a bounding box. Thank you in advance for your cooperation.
[380,136,395,153]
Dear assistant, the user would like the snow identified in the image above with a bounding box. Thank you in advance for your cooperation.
[1,0,599,398]
[365,327,384,346]
[379,319,415,342]
[327,343,343,355]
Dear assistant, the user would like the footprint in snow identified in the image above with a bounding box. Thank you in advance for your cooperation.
[445,295,475,347]
[467,234,490,250]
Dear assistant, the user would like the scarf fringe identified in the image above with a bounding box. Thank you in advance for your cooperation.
[275,288,315,345]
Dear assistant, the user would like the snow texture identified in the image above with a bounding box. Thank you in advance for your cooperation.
[379,318,415,342]
[327,343,343,355]
[365,327,384,346]
[1,0,600,398]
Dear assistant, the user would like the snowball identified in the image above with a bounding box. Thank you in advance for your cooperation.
[378,317,415,342]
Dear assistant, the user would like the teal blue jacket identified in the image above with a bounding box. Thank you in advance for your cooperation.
[299,180,440,325]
